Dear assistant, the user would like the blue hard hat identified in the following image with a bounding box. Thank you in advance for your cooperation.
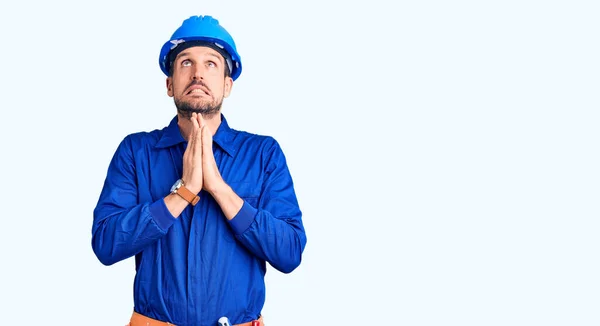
[159,15,242,80]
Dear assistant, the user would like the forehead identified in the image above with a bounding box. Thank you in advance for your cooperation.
[175,46,224,62]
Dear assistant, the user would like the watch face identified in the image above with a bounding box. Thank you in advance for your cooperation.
[170,179,183,193]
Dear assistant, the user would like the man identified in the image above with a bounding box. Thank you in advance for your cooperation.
[92,15,307,326]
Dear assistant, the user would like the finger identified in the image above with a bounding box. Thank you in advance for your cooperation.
[194,116,203,156]
[189,113,200,139]
[190,112,199,128]
[201,123,213,156]
[197,112,205,129]
[187,115,199,155]
[184,114,196,155]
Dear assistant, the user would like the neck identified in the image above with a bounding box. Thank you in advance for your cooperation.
[178,112,222,141]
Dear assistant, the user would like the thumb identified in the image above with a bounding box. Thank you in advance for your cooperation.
[201,125,213,156]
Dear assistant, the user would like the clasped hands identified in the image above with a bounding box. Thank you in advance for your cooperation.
[179,112,224,196]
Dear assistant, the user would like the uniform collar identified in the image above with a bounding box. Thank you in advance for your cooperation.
[155,114,237,157]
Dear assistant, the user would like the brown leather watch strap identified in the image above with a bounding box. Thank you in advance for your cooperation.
[176,185,200,206]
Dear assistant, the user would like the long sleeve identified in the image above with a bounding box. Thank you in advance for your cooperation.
[91,116,306,324]
[91,135,176,266]
[228,139,307,273]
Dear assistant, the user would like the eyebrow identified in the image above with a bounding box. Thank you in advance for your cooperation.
[176,51,224,64]
[206,52,224,63]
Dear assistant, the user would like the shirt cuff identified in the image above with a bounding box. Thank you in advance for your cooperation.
[149,199,177,231]
[228,201,257,235]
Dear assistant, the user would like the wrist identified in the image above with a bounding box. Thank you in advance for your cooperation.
[206,181,229,197]
[171,179,200,206]
[181,178,201,195]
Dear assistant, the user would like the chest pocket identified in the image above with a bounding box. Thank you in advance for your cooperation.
[229,181,260,208]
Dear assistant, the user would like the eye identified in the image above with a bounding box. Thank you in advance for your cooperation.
[207,61,216,68]
[181,59,192,67]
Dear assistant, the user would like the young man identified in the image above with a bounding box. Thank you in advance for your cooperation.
[92,15,307,326]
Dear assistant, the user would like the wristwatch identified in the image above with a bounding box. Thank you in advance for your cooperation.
[170,179,200,206]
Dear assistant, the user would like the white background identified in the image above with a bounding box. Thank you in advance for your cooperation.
[1,0,598,325]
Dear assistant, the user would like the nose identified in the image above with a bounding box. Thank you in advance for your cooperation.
[192,65,204,80]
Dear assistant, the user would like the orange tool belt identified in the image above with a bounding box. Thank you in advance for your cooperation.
[128,311,264,326]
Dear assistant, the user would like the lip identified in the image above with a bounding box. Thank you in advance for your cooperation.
[186,85,210,96]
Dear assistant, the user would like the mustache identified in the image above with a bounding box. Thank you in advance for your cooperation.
[187,80,210,92]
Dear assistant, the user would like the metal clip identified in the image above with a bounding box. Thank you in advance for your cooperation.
[218,316,231,326]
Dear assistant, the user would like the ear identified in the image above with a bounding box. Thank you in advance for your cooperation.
[223,76,233,98]
[166,77,174,97]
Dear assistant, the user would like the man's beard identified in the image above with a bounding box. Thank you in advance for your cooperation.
[175,96,223,119]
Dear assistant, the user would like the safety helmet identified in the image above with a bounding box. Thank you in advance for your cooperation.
[159,15,242,80]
